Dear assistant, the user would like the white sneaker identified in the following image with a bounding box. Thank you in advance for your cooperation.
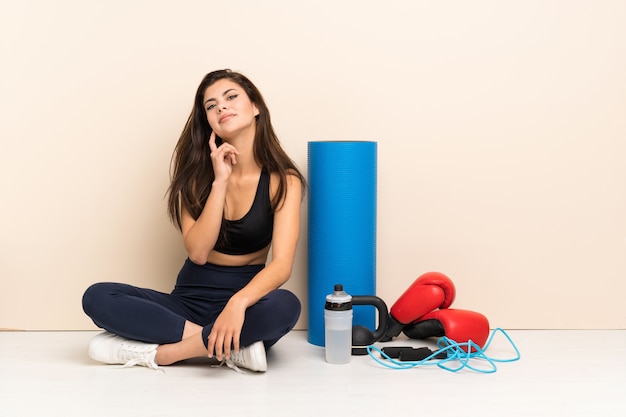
[225,341,267,372]
[88,332,159,370]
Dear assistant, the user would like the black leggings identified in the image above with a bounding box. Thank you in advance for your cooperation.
[82,259,301,350]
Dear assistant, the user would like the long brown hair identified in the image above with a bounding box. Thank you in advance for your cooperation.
[167,69,306,230]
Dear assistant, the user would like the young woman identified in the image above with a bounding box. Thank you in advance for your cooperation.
[82,69,306,372]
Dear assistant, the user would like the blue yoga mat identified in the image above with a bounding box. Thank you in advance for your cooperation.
[307,141,377,346]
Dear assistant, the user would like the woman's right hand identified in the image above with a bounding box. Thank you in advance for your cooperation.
[209,131,239,182]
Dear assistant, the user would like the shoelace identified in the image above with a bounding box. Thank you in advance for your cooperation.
[211,359,246,373]
[210,350,248,373]
[117,343,162,371]
[121,358,161,371]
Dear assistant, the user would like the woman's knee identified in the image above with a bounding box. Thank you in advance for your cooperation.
[243,290,301,347]
[81,282,117,316]
[267,289,302,324]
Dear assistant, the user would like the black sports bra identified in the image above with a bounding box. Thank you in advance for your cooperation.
[213,169,274,255]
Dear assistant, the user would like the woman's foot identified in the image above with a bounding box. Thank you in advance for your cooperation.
[88,332,159,370]
[226,341,267,372]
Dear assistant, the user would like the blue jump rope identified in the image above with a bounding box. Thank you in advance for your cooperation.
[366,328,521,374]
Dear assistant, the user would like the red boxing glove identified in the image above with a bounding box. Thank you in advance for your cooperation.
[403,308,490,350]
[384,272,456,339]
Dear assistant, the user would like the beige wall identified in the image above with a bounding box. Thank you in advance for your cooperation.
[1,0,624,331]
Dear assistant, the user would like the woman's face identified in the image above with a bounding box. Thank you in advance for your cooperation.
[203,78,259,141]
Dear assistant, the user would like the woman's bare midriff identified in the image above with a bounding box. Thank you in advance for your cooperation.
[204,245,270,266]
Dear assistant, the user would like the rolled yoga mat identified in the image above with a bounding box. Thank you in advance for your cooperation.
[307,141,377,346]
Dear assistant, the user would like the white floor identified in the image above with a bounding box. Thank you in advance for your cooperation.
[0,330,624,417]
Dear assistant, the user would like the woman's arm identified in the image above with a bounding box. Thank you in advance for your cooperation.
[207,173,303,360]
[230,173,302,305]
[181,132,239,264]
[180,179,227,264]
